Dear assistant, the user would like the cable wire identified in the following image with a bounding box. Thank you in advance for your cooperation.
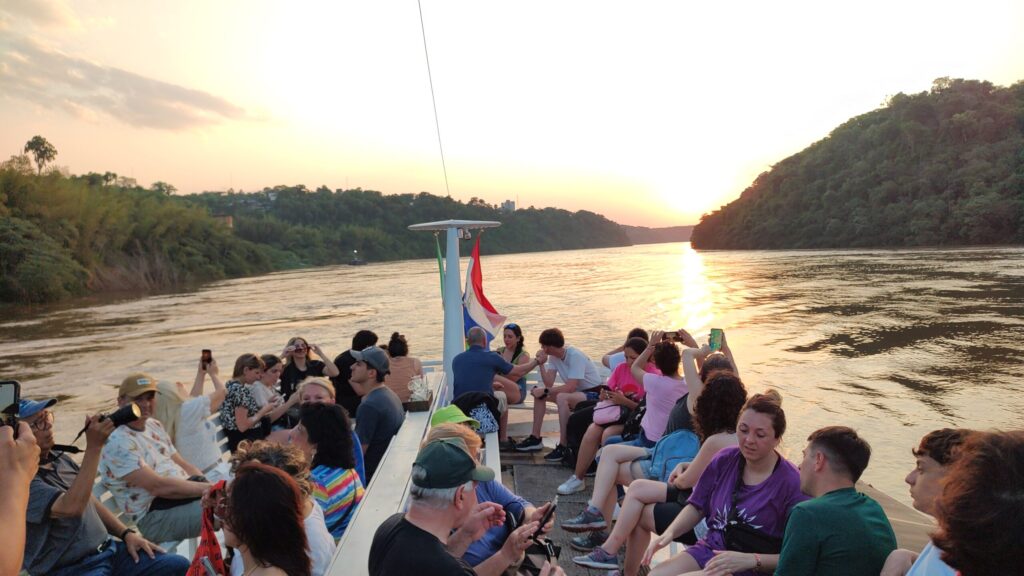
[417,0,451,197]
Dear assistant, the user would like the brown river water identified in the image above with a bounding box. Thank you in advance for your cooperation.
[3,242,1022,508]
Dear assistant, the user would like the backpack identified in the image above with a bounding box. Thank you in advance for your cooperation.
[648,429,701,483]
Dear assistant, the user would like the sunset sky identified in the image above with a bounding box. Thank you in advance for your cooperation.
[2,1,1022,226]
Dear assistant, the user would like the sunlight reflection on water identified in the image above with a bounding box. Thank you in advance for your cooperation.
[3,242,1022,507]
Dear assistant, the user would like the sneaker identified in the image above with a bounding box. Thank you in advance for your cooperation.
[544,444,569,462]
[573,546,619,570]
[569,530,608,552]
[561,506,607,533]
[514,435,543,452]
[498,439,517,452]
[557,475,586,495]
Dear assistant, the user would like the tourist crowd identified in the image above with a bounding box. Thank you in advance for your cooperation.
[2,324,1022,576]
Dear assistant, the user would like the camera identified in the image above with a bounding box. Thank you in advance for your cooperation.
[0,380,20,437]
[102,403,142,428]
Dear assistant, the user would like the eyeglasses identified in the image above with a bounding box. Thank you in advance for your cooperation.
[29,410,54,432]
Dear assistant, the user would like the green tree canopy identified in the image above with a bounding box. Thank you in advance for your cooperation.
[23,136,58,176]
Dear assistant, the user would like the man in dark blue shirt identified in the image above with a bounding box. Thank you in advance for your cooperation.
[452,327,542,443]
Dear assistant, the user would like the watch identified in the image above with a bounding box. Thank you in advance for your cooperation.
[120,527,137,540]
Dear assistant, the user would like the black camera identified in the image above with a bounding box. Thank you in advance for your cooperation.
[102,402,142,428]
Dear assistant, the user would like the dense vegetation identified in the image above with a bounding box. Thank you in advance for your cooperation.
[186,189,629,266]
[0,164,272,304]
[0,155,630,304]
[691,78,1024,249]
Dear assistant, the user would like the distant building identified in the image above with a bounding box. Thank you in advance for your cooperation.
[212,215,234,229]
[500,199,516,213]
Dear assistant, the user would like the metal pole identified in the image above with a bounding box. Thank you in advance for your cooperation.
[442,226,462,401]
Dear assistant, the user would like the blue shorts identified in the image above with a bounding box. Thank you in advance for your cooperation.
[583,390,600,401]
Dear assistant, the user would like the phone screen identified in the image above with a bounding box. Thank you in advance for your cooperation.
[709,328,724,352]
[533,496,558,538]
[201,349,212,367]
[0,380,21,434]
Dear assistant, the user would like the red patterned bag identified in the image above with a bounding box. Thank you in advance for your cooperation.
[187,480,227,576]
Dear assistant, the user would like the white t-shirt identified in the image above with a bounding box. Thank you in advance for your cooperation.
[547,346,603,391]
[230,500,337,576]
[251,382,283,408]
[99,419,188,523]
[176,395,223,472]
[607,351,626,371]
[906,541,956,576]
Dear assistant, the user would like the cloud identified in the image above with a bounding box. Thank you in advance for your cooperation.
[0,36,252,130]
[0,0,79,29]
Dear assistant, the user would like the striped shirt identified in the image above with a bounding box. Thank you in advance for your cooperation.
[311,464,365,539]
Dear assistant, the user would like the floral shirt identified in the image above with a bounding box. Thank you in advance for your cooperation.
[98,418,188,523]
[219,380,262,432]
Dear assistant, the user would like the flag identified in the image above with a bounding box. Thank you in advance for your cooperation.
[463,235,506,342]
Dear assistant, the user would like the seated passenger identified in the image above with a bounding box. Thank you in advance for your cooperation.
[220,354,283,452]
[331,329,379,418]
[153,358,228,477]
[279,336,340,402]
[99,373,212,543]
[350,346,404,482]
[601,328,650,370]
[21,396,189,576]
[494,322,533,405]
[571,366,747,576]
[452,326,541,416]
[561,331,687,533]
[515,328,603,457]
[256,354,291,427]
[382,332,424,403]
[880,428,972,576]
[558,336,654,495]
[290,403,365,540]
[932,430,1024,576]
[228,441,336,576]
[641,390,808,576]
[775,426,897,575]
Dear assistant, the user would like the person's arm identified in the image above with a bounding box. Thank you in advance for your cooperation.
[880,549,919,576]
[190,360,206,397]
[207,359,225,391]
[631,333,659,385]
[311,344,341,377]
[682,346,708,415]
[605,388,639,410]
[473,522,539,576]
[234,402,273,433]
[355,407,379,454]
[720,331,738,377]
[705,550,780,575]
[123,465,211,499]
[413,357,424,376]
[507,356,543,380]
[0,422,39,576]
[642,504,703,565]
[171,451,203,478]
[548,378,580,395]
[94,499,165,561]
[50,415,114,518]
[769,506,816,576]
[208,387,228,413]
[601,344,624,368]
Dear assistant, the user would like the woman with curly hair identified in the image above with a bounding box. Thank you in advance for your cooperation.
[221,462,311,576]
[290,402,365,539]
[228,441,336,576]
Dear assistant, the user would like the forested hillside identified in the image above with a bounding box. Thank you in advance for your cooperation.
[186,189,629,266]
[691,78,1024,249]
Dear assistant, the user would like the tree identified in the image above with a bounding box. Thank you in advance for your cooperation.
[152,181,178,195]
[23,136,57,175]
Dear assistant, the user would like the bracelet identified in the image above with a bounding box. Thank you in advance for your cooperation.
[120,527,137,540]
[754,552,762,572]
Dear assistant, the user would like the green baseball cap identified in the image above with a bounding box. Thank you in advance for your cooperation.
[413,438,494,488]
[430,405,480,430]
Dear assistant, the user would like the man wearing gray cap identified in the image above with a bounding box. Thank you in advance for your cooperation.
[349,346,404,481]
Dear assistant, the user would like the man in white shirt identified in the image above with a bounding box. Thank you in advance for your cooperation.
[99,373,211,543]
[515,328,602,461]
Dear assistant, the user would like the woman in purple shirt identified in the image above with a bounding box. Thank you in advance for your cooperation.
[643,390,808,576]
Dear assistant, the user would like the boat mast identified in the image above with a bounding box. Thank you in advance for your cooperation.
[408,219,499,398]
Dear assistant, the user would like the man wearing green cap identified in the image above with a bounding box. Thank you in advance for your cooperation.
[368,438,541,575]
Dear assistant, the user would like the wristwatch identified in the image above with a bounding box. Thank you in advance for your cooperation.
[120,527,137,540]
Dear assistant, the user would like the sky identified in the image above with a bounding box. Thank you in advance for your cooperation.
[1,1,1022,226]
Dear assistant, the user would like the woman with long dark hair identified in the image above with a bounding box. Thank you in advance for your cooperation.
[222,461,312,576]
[290,402,365,539]
[495,322,532,404]
[642,390,808,576]
[382,332,423,403]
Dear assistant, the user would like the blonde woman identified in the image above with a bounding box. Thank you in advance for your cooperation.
[220,354,293,452]
[152,356,227,473]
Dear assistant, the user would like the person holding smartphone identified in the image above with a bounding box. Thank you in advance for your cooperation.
[1,407,39,576]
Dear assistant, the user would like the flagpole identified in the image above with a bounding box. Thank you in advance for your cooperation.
[409,219,500,399]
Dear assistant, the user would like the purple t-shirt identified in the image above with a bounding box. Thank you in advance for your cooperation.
[688,446,809,555]
[640,373,687,441]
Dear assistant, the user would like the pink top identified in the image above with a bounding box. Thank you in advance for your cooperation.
[606,361,659,399]
[640,373,688,441]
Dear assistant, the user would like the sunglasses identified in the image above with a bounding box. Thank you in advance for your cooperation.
[505,323,519,330]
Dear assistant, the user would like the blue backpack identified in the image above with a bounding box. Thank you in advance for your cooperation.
[648,429,701,483]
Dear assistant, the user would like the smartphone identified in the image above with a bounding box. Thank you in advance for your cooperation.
[201,349,213,369]
[200,556,219,576]
[533,496,558,538]
[0,380,21,437]
[663,331,679,341]
[709,328,724,352]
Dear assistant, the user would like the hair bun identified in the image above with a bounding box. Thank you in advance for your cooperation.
[758,389,783,405]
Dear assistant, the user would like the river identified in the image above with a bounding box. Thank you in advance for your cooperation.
[4,242,1022,508]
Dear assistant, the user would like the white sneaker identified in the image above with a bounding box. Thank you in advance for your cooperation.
[557,475,586,495]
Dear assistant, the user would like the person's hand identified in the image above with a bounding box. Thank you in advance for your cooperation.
[534,349,548,364]
[84,414,115,451]
[282,344,296,357]
[705,550,756,576]
[123,531,164,563]
[667,461,686,485]
[676,328,699,349]
[309,343,326,358]
[500,521,539,564]
[880,549,918,576]
[720,331,731,353]
[207,358,219,375]
[650,330,664,343]
[531,387,548,399]
[642,532,673,566]
[528,502,556,534]
[606,389,629,406]
[0,422,39,486]
[538,561,566,576]
[458,501,505,541]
